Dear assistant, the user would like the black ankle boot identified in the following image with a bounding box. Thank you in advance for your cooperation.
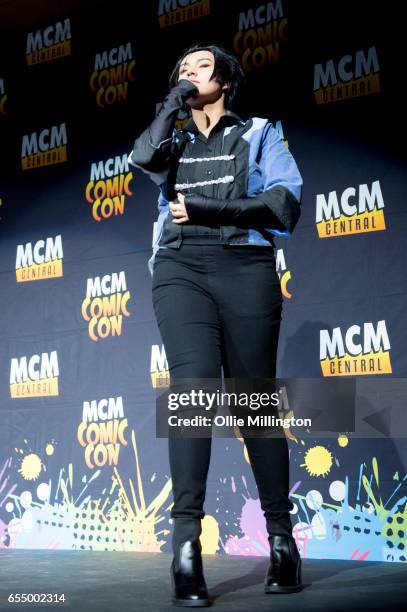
[171,539,211,607]
[264,535,303,593]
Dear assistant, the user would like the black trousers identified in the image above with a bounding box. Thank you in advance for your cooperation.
[152,243,294,544]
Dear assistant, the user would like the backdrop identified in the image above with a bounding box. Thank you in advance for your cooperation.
[0,0,406,563]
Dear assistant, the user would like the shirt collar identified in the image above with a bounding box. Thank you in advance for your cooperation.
[184,110,243,136]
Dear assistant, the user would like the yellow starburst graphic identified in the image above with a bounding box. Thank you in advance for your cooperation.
[338,434,349,447]
[301,445,333,477]
[18,453,42,480]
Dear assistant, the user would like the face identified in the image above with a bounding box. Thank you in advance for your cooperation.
[177,50,229,105]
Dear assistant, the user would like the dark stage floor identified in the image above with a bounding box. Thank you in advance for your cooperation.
[0,550,406,611]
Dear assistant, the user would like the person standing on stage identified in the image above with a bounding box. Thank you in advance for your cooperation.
[129,42,303,607]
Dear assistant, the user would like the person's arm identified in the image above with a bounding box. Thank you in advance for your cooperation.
[183,188,294,232]
[183,122,303,234]
[128,79,199,186]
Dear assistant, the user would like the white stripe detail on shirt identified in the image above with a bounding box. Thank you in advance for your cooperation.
[174,176,235,189]
[179,154,235,163]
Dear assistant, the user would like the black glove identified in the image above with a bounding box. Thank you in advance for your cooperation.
[184,186,301,233]
[129,79,199,184]
[149,79,199,147]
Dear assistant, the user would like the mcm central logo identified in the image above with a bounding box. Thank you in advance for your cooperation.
[151,344,169,388]
[314,46,380,105]
[316,180,385,237]
[26,18,71,65]
[158,0,211,28]
[21,123,68,170]
[10,351,60,397]
[15,235,63,282]
[320,320,392,376]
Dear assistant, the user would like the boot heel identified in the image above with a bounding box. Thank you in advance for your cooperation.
[171,540,211,607]
[264,535,303,594]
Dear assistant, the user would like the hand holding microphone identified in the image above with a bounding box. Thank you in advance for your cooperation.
[149,80,200,147]
[176,78,200,110]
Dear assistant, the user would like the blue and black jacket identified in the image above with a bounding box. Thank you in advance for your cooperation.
[128,81,303,274]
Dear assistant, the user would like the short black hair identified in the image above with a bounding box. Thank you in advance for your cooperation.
[169,42,246,110]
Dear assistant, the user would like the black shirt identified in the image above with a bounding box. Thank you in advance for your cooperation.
[172,111,244,245]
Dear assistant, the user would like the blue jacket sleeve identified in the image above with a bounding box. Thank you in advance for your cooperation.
[256,122,303,235]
